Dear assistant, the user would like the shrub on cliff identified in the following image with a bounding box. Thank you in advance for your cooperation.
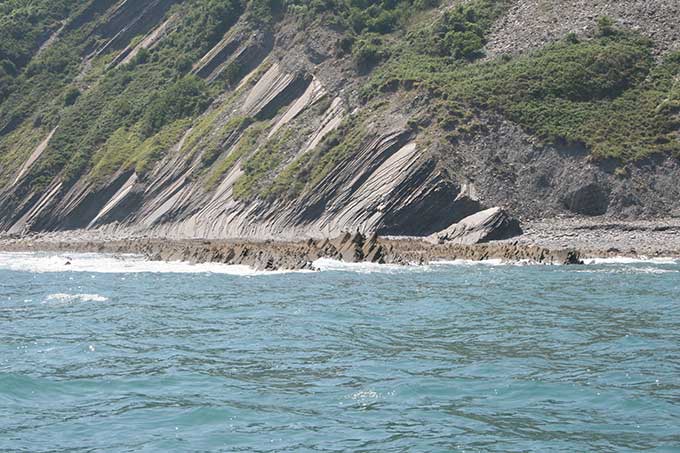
[141,76,212,137]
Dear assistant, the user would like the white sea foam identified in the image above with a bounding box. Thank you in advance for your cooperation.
[45,293,109,303]
[431,259,506,266]
[312,257,530,273]
[575,266,677,275]
[0,252,288,276]
[350,390,380,400]
[312,258,427,273]
[2,252,676,276]
[584,256,679,265]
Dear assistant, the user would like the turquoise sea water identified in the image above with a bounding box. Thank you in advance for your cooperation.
[1,252,679,452]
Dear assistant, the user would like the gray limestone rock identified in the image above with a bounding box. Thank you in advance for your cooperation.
[426,207,523,245]
[563,183,609,216]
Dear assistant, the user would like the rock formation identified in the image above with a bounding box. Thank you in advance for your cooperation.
[0,231,585,270]
[426,207,522,245]
[0,0,678,243]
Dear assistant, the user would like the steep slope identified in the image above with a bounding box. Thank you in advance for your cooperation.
[0,0,678,239]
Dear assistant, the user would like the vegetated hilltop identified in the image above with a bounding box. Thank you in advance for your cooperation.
[0,0,678,239]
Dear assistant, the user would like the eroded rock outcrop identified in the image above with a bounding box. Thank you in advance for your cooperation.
[0,230,585,270]
[562,183,609,216]
[1,0,678,244]
[426,207,523,245]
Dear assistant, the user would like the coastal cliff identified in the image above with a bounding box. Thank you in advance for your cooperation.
[0,0,678,242]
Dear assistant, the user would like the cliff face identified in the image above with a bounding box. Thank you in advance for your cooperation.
[0,0,678,239]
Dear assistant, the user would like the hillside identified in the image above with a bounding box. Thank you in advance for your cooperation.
[0,0,678,239]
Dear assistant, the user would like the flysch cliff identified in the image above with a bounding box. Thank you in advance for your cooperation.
[0,0,678,241]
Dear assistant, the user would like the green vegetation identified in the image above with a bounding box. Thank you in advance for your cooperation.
[305,121,367,188]
[285,0,429,34]
[284,0,441,69]
[0,0,678,206]
[140,76,212,136]
[0,0,81,105]
[90,118,193,183]
[352,34,390,73]
[0,0,440,192]
[262,154,310,199]
[199,115,254,167]
[407,0,508,59]
[262,116,367,199]
[233,127,295,199]
[363,4,680,160]
[0,122,48,181]
[204,122,269,189]
[453,40,678,159]
[0,0,244,191]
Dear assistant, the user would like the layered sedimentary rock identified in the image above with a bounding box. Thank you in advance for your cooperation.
[0,0,678,245]
[0,231,584,270]
[426,207,522,245]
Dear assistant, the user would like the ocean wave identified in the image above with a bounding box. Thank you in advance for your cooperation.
[0,252,291,276]
[583,256,679,265]
[574,266,677,275]
[2,252,677,276]
[431,259,506,266]
[312,257,525,273]
[45,293,109,303]
[312,258,427,274]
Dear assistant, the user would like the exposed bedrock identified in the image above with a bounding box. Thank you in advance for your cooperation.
[426,207,523,245]
[85,0,180,58]
[486,0,680,57]
[3,97,678,240]
[51,171,140,231]
[110,14,179,68]
[2,4,678,243]
[562,182,610,216]
[193,28,274,82]
[439,116,680,220]
[374,166,482,236]
[5,105,677,240]
[0,231,584,270]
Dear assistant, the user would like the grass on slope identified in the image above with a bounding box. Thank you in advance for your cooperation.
[261,115,369,200]
[204,121,269,190]
[0,0,82,105]
[0,0,243,192]
[363,10,680,160]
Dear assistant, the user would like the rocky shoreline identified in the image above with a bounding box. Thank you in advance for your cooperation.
[501,217,680,258]
[0,231,583,270]
[2,217,679,271]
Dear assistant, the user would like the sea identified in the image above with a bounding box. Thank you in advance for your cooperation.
[1,252,679,452]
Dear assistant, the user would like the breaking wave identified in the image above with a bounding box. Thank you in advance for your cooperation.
[0,252,284,276]
[583,256,679,265]
[45,293,109,303]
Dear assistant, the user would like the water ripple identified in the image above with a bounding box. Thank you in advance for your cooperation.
[1,256,679,451]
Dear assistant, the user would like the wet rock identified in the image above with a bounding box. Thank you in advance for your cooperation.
[426,207,523,245]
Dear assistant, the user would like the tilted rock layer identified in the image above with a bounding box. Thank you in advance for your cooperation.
[0,0,678,240]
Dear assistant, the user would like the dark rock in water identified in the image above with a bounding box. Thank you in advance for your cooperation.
[426,207,523,245]
[563,183,609,216]
[565,250,584,265]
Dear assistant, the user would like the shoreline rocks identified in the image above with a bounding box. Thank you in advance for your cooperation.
[3,217,679,270]
[0,231,584,270]
[426,207,522,245]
